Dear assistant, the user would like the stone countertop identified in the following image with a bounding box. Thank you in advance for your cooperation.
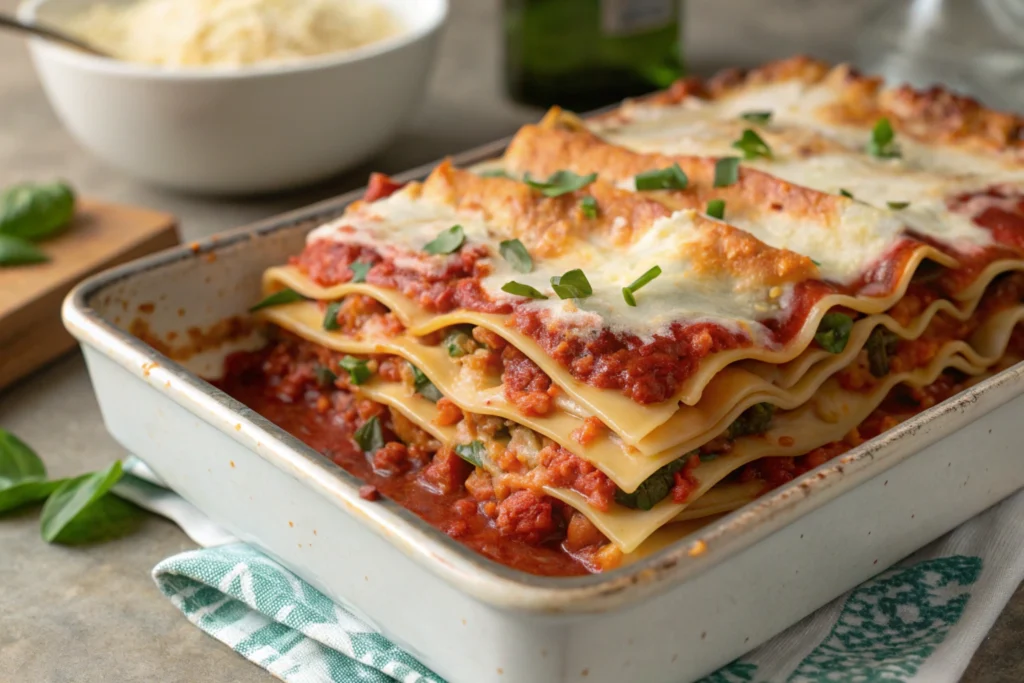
[0,1,1019,681]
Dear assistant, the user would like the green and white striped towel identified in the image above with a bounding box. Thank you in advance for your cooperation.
[116,457,1024,683]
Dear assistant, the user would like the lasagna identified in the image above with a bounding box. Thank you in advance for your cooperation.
[214,57,1024,576]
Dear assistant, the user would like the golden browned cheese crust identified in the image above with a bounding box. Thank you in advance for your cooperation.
[655,55,1024,159]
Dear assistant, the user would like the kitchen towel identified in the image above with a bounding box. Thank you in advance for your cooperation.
[119,457,1024,683]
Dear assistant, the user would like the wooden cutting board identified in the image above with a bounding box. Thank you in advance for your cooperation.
[0,198,179,390]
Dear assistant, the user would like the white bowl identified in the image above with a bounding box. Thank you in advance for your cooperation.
[17,0,448,194]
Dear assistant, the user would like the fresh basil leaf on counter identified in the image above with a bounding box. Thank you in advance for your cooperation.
[0,428,46,481]
[815,312,854,354]
[40,460,125,543]
[249,288,305,312]
[0,181,75,241]
[634,163,688,191]
[550,268,593,300]
[501,281,548,300]
[713,157,740,188]
[0,479,66,514]
[0,234,48,266]
[499,238,533,273]
[423,224,465,255]
[353,416,383,454]
[615,458,686,511]
[454,441,486,468]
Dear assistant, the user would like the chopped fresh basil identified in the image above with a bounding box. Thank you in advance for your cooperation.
[814,312,854,354]
[524,170,597,197]
[353,416,384,454]
[322,301,342,331]
[740,111,773,124]
[634,163,689,191]
[313,365,338,387]
[615,458,686,511]
[713,157,741,187]
[0,234,48,267]
[705,199,726,220]
[249,288,305,312]
[339,355,372,385]
[479,168,511,179]
[867,117,901,158]
[409,363,443,402]
[731,129,773,160]
[622,265,662,307]
[349,261,372,283]
[580,195,599,218]
[727,403,776,439]
[454,441,486,468]
[866,326,899,378]
[550,268,593,300]
[811,259,822,266]
[501,281,548,300]
[839,189,854,199]
[423,224,465,255]
[887,201,910,210]
[499,238,533,273]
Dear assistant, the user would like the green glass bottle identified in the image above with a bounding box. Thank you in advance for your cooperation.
[504,0,684,111]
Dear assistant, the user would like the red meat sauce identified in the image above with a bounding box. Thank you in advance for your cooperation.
[212,340,609,576]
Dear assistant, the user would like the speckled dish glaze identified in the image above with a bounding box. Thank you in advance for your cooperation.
[62,142,1024,683]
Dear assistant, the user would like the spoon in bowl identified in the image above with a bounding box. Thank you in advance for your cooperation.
[0,12,111,57]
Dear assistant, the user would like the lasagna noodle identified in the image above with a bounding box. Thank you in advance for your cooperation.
[259,298,1024,491]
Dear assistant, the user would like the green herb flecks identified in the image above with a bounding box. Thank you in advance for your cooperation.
[615,458,686,511]
[634,163,689,191]
[815,312,854,354]
[524,170,597,197]
[621,265,662,307]
[353,416,384,454]
[249,288,305,312]
[339,356,372,385]
[740,111,773,124]
[867,117,901,159]
[580,195,599,218]
[731,129,773,160]
[423,225,465,255]
[501,281,548,300]
[313,365,338,387]
[550,268,593,300]
[705,199,726,220]
[887,201,910,210]
[713,157,741,187]
[479,169,511,179]
[454,441,486,468]
[499,238,533,273]
[444,327,475,358]
[839,189,854,199]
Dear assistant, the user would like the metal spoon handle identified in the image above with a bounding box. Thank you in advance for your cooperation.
[0,13,110,57]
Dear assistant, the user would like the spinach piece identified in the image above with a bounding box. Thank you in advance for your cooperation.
[866,326,899,378]
[0,181,75,241]
[727,403,776,439]
[444,327,475,357]
[349,261,372,283]
[615,458,686,511]
[353,416,384,454]
[409,363,443,402]
[339,356,372,385]
[454,441,486,468]
[814,312,854,354]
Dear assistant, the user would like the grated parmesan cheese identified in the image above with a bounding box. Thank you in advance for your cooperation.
[63,0,402,67]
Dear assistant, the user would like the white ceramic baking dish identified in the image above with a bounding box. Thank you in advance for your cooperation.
[62,145,1024,683]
